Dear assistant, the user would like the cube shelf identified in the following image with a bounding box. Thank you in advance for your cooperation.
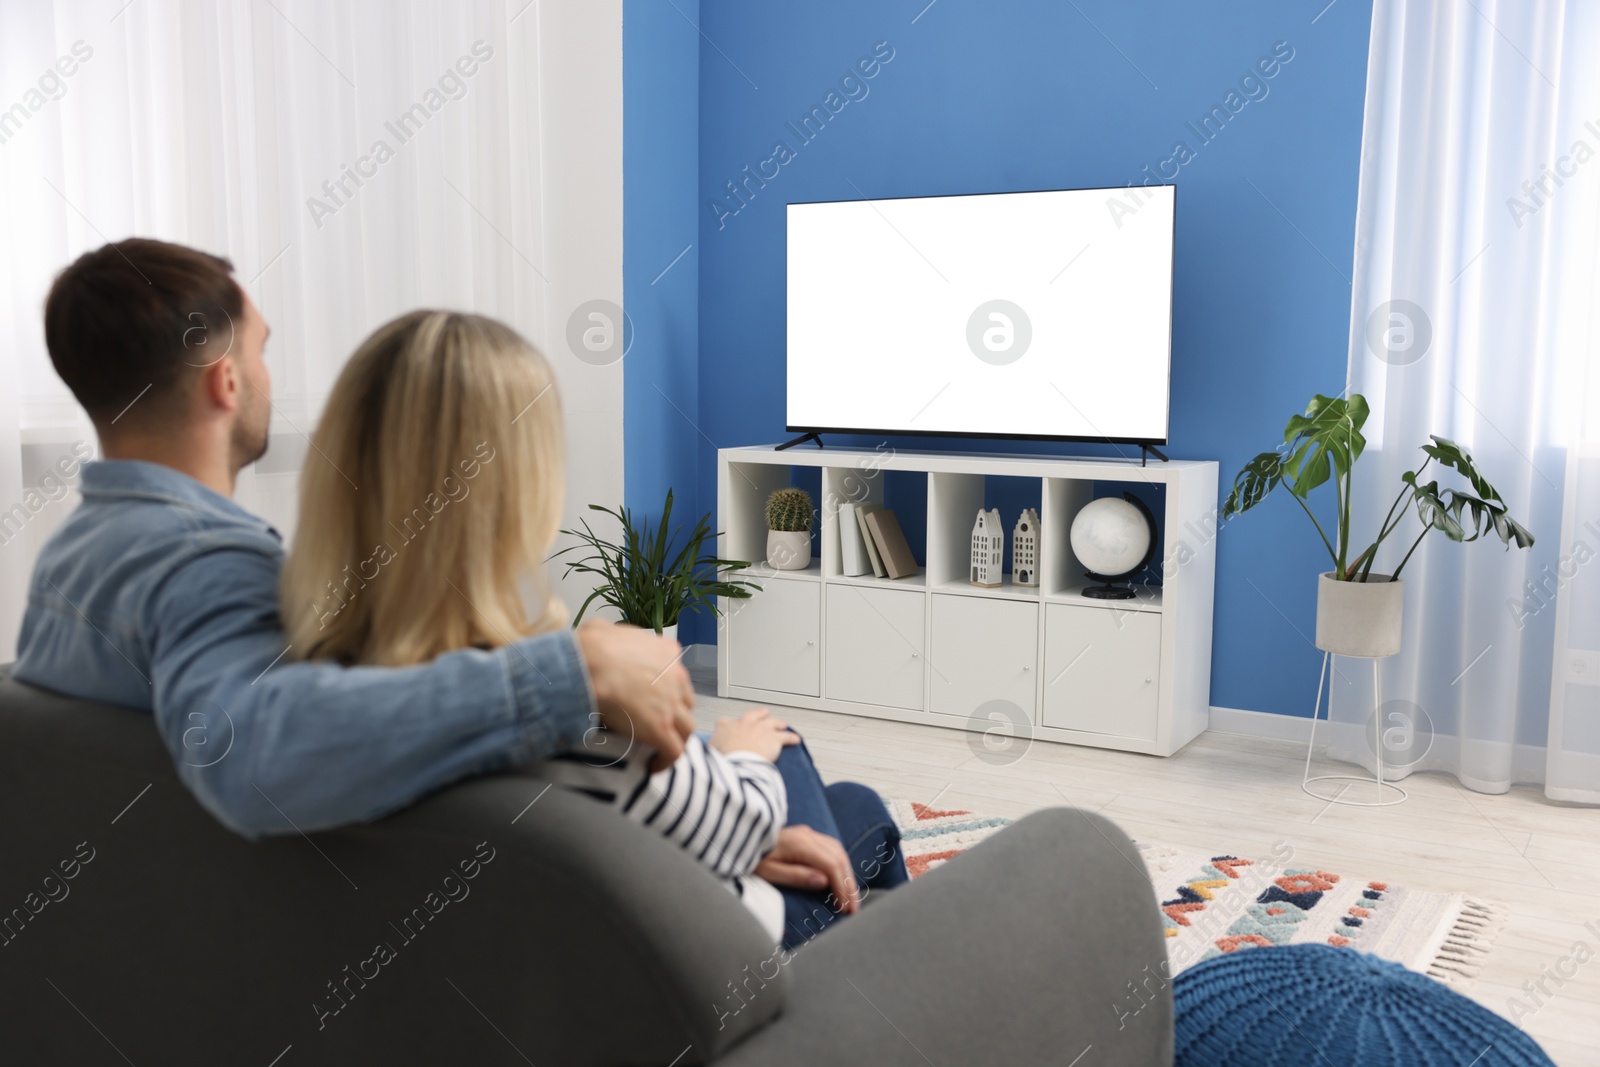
[717,445,1217,756]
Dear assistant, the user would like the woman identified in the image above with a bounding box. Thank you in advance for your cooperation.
[280,310,905,948]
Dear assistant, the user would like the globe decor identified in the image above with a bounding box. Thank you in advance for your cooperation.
[1069,493,1158,599]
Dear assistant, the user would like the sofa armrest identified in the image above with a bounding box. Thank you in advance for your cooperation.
[354,773,792,1063]
[718,807,1173,1066]
[0,672,785,1066]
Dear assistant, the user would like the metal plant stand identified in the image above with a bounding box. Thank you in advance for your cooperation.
[1301,651,1408,807]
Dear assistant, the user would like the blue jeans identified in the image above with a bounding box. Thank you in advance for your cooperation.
[774,737,909,950]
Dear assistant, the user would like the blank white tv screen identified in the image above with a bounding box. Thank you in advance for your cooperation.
[786,186,1174,444]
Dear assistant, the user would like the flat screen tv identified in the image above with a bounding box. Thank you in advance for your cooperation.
[786,185,1174,445]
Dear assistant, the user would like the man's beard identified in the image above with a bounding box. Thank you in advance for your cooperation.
[232,407,270,468]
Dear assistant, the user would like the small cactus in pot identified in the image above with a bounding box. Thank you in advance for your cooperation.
[765,487,814,571]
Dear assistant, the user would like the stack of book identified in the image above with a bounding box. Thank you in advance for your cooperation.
[838,501,919,579]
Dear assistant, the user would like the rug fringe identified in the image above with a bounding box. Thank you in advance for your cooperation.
[1425,897,1509,986]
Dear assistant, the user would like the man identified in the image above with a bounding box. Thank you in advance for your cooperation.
[12,238,853,906]
[10,239,695,837]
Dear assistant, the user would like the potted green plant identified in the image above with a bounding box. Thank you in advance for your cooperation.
[765,487,814,571]
[551,488,760,639]
[1221,393,1534,657]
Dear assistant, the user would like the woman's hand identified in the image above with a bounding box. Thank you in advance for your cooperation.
[708,707,800,763]
[754,825,860,915]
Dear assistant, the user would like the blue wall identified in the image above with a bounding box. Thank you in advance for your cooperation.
[628,0,1375,715]
[623,0,704,634]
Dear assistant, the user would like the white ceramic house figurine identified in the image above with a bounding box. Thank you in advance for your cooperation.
[1012,508,1040,586]
[970,507,1004,587]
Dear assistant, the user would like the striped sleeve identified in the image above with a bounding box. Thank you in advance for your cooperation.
[533,743,651,806]
[621,736,786,879]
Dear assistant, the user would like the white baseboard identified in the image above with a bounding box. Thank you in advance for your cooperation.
[693,671,1589,795]
[684,642,716,671]
[1208,705,1314,742]
[1207,706,1591,796]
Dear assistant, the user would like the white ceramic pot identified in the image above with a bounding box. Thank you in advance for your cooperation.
[1315,572,1403,658]
[767,529,812,571]
[655,623,678,643]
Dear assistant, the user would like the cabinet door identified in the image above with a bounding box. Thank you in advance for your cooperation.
[825,585,925,710]
[729,578,820,697]
[928,595,1038,721]
[1041,604,1161,740]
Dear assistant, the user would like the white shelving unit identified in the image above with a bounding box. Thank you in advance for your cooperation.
[716,445,1217,756]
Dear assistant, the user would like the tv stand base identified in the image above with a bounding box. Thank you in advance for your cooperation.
[776,432,825,451]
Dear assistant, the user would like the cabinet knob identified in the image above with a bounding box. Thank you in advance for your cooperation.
[1144,677,1152,684]
[911,651,920,659]
[806,640,816,646]
[1022,665,1031,672]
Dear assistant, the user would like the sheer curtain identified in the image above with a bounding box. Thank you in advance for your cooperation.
[1331,0,1600,802]
[0,0,624,658]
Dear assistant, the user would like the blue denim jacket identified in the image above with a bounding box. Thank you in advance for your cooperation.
[12,460,594,837]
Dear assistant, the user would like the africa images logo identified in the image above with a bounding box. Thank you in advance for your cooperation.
[966,300,1032,366]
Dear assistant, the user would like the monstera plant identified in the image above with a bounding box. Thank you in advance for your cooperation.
[1222,393,1535,658]
[1222,393,1534,582]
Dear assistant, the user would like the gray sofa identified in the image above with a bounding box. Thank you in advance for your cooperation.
[0,668,1173,1065]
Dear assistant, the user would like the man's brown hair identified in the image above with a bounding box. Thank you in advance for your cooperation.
[44,238,242,426]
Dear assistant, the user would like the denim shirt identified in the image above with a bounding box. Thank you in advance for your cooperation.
[12,460,594,837]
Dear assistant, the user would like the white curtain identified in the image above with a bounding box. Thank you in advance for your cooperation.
[0,0,624,659]
[1332,0,1600,802]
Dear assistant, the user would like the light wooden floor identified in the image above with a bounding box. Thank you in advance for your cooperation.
[690,667,1599,1065]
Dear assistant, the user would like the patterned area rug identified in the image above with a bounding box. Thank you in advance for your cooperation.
[883,799,1507,985]
[883,798,1016,879]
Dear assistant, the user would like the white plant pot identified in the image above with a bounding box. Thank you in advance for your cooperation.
[1315,572,1403,658]
[658,623,678,643]
[767,529,812,571]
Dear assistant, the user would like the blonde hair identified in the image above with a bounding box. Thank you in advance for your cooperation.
[281,310,567,666]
